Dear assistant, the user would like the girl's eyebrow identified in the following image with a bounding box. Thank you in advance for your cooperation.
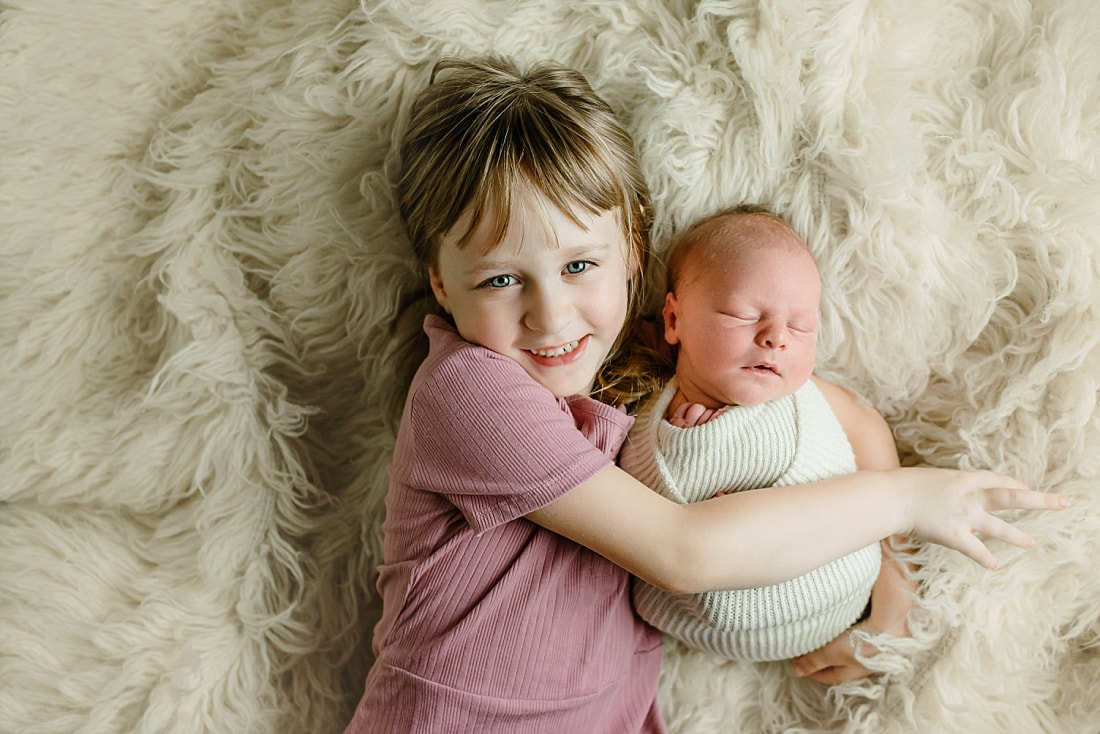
[464,243,615,275]
[463,259,511,276]
[557,242,616,259]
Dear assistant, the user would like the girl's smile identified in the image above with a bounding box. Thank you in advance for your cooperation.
[526,335,587,364]
[428,182,632,398]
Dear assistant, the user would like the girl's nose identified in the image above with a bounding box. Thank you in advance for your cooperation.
[524,282,571,335]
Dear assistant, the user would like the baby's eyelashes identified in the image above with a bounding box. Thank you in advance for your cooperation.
[719,311,758,324]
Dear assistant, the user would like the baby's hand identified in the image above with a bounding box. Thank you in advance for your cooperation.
[791,600,907,684]
[669,402,726,428]
[791,619,874,684]
[793,540,916,684]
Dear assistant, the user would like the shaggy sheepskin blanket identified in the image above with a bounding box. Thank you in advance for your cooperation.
[3,1,1098,732]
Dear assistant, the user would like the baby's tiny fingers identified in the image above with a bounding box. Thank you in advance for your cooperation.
[685,404,704,423]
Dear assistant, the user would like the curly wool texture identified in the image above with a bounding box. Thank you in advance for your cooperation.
[1,1,1098,733]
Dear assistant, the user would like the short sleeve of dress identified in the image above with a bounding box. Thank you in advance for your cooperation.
[398,341,617,535]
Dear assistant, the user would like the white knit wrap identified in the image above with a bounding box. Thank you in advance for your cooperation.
[621,378,881,661]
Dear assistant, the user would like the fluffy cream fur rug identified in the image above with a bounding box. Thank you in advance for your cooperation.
[2,1,1098,732]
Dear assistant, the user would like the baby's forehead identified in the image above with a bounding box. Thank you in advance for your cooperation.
[718,216,811,259]
[672,213,808,276]
[682,250,822,323]
[683,233,816,285]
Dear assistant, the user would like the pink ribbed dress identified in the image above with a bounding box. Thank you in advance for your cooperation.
[344,316,665,733]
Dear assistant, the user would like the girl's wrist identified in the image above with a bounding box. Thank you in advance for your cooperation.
[886,467,920,538]
[869,468,914,538]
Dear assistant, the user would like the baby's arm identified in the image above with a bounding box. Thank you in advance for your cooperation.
[812,377,900,470]
[790,377,918,682]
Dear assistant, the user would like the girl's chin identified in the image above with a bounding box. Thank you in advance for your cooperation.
[534,372,597,398]
[529,369,603,399]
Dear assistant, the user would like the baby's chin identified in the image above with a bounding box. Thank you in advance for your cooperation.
[721,382,801,407]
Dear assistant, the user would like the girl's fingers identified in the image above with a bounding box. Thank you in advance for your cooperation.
[975,514,1036,551]
[1015,488,1068,510]
[954,532,999,570]
[975,478,1067,513]
[972,471,1029,493]
[958,515,1036,569]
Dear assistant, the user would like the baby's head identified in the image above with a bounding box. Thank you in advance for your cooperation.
[663,207,821,408]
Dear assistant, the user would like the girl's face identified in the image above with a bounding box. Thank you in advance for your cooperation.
[429,183,633,398]
[664,243,820,408]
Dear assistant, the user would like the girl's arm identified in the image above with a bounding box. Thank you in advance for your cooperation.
[527,461,1062,594]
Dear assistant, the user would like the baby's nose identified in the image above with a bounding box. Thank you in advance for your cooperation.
[758,325,788,350]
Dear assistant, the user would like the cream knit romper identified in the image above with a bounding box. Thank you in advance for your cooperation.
[621,378,881,661]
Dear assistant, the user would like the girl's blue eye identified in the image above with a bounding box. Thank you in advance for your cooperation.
[565,261,589,275]
[487,275,514,288]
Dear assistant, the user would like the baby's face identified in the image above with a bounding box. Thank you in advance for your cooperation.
[664,243,820,408]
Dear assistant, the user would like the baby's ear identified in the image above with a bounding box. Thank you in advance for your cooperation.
[428,267,451,313]
[662,291,680,345]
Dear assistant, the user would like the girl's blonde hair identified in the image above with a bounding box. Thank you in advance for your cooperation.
[396,56,653,403]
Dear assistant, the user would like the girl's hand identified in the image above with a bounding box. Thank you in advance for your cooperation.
[898,468,1067,569]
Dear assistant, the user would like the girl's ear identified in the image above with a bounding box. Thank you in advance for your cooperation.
[662,291,680,345]
[428,266,451,313]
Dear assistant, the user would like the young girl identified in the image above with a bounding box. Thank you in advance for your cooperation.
[344,57,1066,733]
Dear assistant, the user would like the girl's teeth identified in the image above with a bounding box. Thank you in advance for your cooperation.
[531,340,579,357]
